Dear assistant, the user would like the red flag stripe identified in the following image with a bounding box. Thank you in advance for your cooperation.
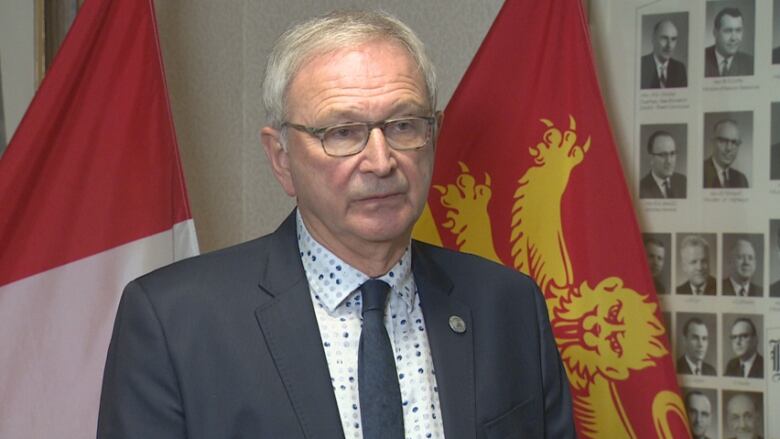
[0,0,191,286]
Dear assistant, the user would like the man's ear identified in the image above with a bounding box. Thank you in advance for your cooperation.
[261,126,296,197]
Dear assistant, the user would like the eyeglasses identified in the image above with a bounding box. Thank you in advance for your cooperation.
[650,151,676,159]
[282,116,437,157]
[715,136,741,147]
[730,333,753,341]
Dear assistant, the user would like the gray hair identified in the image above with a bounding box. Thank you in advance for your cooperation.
[680,235,710,254]
[262,10,438,129]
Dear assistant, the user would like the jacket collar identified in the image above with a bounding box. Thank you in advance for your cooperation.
[253,212,477,439]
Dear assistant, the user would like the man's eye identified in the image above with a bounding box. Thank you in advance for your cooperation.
[328,126,360,139]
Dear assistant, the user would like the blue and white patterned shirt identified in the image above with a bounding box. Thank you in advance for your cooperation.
[296,212,445,439]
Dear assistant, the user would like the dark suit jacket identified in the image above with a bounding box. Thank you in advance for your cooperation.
[97,212,575,439]
[640,54,687,89]
[704,45,754,77]
[639,172,687,199]
[676,277,716,295]
[703,158,749,188]
[724,354,764,378]
[676,355,716,376]
[653,276,667,294]
[771,279,780,297]
[722,278,762,297]
[771,142,780,180]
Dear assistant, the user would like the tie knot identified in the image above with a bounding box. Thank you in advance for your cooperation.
[361,279,390,315]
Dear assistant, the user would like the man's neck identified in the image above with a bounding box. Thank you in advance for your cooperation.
[653,54,669,66]
[740,351,757,363]
[711,157,729,173]
[297,211,409,277]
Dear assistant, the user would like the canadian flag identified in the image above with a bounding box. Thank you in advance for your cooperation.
[0,0,198,437]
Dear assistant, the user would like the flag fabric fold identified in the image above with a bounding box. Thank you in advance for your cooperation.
[414,0,688,437]
[0,0,198,437]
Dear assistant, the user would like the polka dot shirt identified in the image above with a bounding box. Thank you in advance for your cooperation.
[297,213,445,439]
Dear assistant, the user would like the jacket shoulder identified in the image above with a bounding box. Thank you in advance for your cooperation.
[412,240,538,291]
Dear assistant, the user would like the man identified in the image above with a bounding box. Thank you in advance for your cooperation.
[724,318,763,378]
[685,391,713,439]
[725,393,762,439]
[723,239,761,296]
[640,19,687,89]
[676,318,716,376]
[644,236,667,293]
[639,130,687,198]
[97,11,575,439]
[676,235,717,295]
[703,119,749,188]
[771,227,780,297]
[705,7,754,77]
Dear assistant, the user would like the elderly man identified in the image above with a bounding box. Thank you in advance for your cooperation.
[705,7,754,77]
[724,318,764,378]
[676,318,716,375]
[640,19,687,89]
[703,119,749,188]
[639,130,687,198]
[725,393,762,439]
[723,239,761,296]
[676,235,717,295]
[97,10,574,439]
[685,391,713,439]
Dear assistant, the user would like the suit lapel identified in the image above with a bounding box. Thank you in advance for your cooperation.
[412,243,476,439]
[254,213,345,439]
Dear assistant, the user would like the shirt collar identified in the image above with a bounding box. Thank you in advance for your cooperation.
[651,171,670,190]
[684,355,702,371]
[729,277,750,294]
[714,49,731,69]
[653,54,669,70]
[711,156,729,175]
[296,211,415,314]
[740,351,757,367]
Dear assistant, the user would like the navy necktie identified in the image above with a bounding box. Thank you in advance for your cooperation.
[358,279,404,439]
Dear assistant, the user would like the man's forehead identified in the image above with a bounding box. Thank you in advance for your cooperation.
[652,135,676,150]
[720,14,743,28]
[689,322,707,334]
[683,245,707,255]
[732,321,752,332]
[728,395,754,412]
[286,41,429,119]
[656,21,677,35]
[715,121,739,136]
[690,394,711,409]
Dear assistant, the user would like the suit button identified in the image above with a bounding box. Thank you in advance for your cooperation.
[449,315,466,334]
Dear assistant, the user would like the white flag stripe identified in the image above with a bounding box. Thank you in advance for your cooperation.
[0,220,197,438]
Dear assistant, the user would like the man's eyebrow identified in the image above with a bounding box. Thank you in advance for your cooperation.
[318,103,430,124]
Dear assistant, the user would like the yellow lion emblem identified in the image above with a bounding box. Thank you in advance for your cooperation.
[420,117,687,438]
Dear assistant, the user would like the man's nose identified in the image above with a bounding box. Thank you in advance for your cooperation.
[360,127,396,175]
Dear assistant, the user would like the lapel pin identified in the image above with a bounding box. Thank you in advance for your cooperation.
[448,315,466,334]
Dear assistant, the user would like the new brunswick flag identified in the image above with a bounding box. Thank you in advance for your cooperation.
[0,0,198,437]
[414,1,689,437]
